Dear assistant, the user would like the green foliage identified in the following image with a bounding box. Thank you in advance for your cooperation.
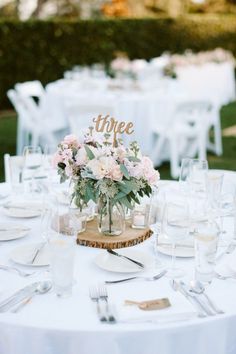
[0,15,236,108]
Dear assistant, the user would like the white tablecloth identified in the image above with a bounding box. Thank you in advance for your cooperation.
[0,173,236,354]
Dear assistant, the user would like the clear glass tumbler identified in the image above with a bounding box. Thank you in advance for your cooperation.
[49,210,77,298]
[194,220,219,284]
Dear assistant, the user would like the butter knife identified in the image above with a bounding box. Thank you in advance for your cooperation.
[28,242,46,265]
[107,249,145,269]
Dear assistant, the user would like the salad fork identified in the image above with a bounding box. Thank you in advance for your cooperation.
[105,270,167,284]
[98,285,116,323]
[89,286,107,323]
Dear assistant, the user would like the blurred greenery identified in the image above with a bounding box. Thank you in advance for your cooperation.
[0,101,235,182]
[1,15,236,108]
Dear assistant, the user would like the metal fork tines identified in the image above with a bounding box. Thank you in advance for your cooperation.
[98,285,116,323]
[89,286,107,323]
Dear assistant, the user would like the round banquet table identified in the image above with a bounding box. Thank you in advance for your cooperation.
[44,79,187,155]
[0,173,236,354]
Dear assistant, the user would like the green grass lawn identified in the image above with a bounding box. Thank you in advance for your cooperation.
[0,102,236,182]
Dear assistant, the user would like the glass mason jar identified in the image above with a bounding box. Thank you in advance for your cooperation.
[97,197,125,236]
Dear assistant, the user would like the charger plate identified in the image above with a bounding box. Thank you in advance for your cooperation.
[76,219,152,249]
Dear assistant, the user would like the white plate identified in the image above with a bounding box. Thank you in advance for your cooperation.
[10,242,50,267]
[2,201,44,218]
[0,223,30,241]
[157,234,194,258]
[94,249,153,273]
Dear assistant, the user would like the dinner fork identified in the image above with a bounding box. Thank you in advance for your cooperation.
[105,269,167,284]
[0,265,38,277]
[89,286,107,323]
[98,285,116,323]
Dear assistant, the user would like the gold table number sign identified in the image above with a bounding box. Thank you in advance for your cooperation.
[92,114,134,146]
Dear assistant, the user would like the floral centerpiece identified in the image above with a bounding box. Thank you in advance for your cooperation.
[53,123,159,236]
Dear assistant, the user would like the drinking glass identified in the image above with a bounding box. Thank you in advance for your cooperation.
[194,220,219,284]
[189,159,208,195]
[179,158,192,193]
[22,146,42,194]
[162,202,190,278]
[48,208,77,298]
[206,171,224,235]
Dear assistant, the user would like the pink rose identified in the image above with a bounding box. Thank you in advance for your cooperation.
[109,165,123,181]
[75,147,88,166]
[52,152,62,168]
[63,134,80,148]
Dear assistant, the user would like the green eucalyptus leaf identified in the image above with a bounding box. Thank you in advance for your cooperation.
[84,145,95,160]
[120,164,130,179]
[128,156,141,163]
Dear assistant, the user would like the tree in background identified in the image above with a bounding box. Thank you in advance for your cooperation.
[0,0,236,19]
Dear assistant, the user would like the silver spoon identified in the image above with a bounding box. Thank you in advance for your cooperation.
[189,280,224,315]
[11,280,52,313]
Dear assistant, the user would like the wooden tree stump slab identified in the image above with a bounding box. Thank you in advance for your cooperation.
[76,219,152,249]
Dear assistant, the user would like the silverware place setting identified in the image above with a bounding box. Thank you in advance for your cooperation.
[171,279,224,318]
[0,280,52,313]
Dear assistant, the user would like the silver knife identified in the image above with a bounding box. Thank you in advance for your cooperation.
[107,249,145,269]
[0,282,39,313]
[28,242,46,265]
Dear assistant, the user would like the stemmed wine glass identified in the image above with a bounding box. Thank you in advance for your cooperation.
[162,201,190,278]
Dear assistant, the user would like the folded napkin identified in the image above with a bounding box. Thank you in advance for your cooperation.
[108,282,196,323]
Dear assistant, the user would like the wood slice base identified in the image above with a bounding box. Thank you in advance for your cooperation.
[76,219,152,249]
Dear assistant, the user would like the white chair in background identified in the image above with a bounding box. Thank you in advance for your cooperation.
[65,98,118,138]
[4,153,23,184]
[15,80,45,101]
[8,82,67,154]
[7,89,34,154]
[151,100,213,178]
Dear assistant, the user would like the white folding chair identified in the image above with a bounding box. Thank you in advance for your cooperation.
[15,81,45,101]
[7,89,34,154]
[4,154,24,184]
[151,100,213,178]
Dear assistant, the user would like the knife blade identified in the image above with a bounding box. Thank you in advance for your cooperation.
[28,242,46,265]
[107,249,145,269]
